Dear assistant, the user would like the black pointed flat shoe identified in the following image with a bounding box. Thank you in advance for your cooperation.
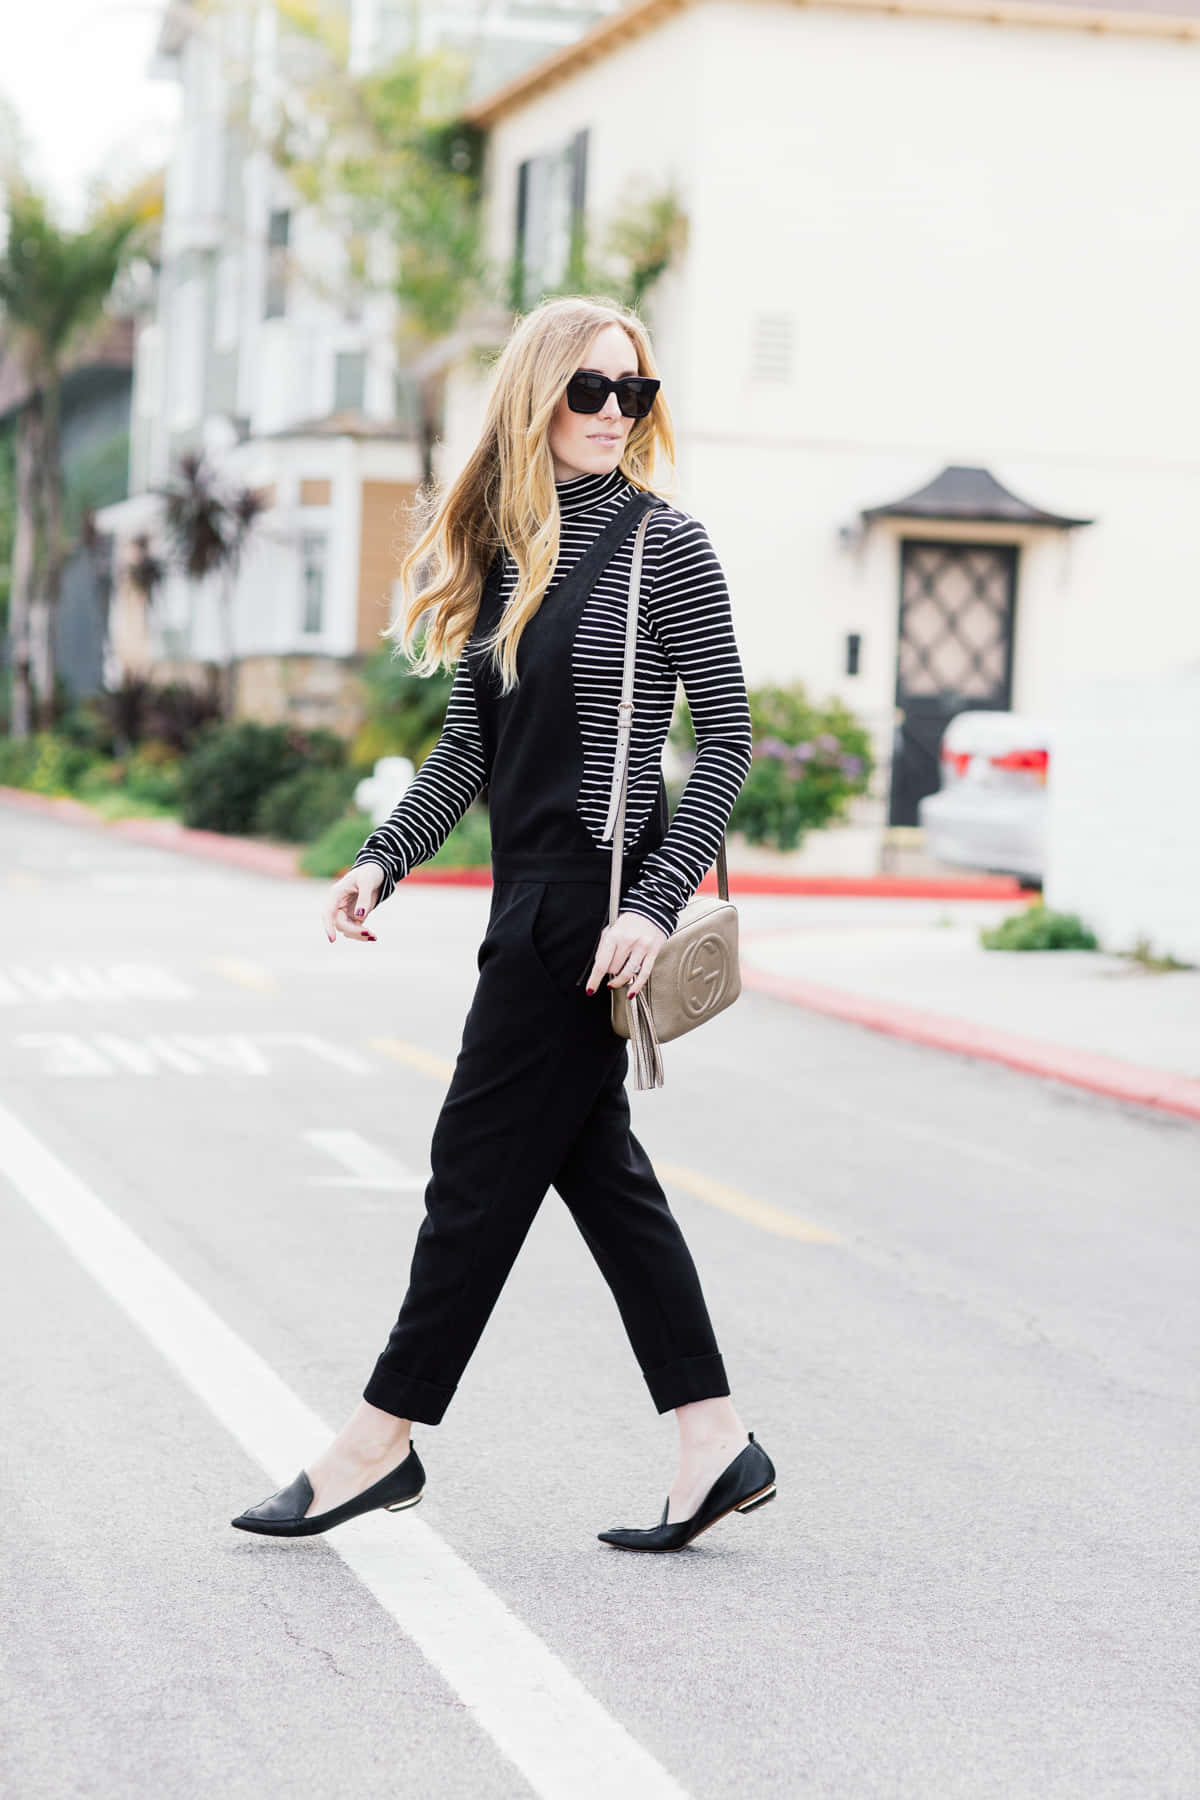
[597,1431,777,1553]
[230,1442,425,1538]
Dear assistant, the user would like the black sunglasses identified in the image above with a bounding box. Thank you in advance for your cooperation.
[565,369,661,419]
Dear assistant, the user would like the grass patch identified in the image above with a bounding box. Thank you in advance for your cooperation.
[1120,936,1194,974]
[75,791,181,823]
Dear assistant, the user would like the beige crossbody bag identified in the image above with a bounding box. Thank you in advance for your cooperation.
[603,507,741,1089]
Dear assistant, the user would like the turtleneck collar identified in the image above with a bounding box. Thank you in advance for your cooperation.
[554,463,631,517]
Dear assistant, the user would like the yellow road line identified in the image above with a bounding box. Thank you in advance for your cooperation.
[367,1037,838,1243]
[368,1036,457,1082]
[654,1161,841,1243]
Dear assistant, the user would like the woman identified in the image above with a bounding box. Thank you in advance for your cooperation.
[231,295,777,1552]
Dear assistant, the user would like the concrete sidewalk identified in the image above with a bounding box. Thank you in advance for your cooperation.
[737,896,1200,1121]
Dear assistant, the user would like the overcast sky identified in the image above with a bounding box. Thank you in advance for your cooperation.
[3,0,180,226]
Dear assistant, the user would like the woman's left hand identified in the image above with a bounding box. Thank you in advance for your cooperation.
[586,911,669,1000]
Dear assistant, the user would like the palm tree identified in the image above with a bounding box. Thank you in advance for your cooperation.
[126,532,166,614]
[156,451,267,721]
[0,174,152,734]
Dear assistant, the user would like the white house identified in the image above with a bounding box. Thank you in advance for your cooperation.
[99,0,625,730]
[442,0,1200,851]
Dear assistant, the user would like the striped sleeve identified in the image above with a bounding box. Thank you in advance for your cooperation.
[351,655,488,904]
[618,515,754,939]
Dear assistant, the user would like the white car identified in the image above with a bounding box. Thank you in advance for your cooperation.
[917,710,1052,885]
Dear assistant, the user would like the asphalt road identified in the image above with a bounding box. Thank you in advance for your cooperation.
[1,806,1196,1800]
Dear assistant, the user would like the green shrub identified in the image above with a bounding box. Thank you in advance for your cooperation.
[670,682,873,851]
[123,740,185,807]
[424,804,491,868]
[349,643,455,769]
[300,810,376,880]
[62,740,183,812]
[0,737,39,788]
[74,759,129,801]
[176,721,348,834]
[254,765,363,843]
[299,802,491,881]
[980,901,1099,951]
[0,731,103,796]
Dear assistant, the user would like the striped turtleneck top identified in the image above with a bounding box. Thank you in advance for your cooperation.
[352,464,754,939]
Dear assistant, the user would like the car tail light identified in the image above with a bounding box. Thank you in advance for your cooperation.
[940,745,972,779]
[989,747,1049,784]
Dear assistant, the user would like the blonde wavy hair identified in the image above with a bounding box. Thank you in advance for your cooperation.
[385,294,678,695]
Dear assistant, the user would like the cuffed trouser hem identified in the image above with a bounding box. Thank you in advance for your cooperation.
[362,1365,456,1427]
[644,1352,730,1414]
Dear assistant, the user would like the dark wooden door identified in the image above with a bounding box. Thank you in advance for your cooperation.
[889,538,1018,826]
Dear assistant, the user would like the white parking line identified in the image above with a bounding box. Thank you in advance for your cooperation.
[0,962,195,1004]
[9,1032,375,1078]
[0,1101,691,1800]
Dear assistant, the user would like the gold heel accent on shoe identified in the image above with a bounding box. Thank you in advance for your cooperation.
[597,1435,777,1551]
[734,1484,776,1514]
[384,1489,424,1512]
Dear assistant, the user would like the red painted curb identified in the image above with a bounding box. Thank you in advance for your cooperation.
[738,960,1200,1122]
[695,870,1028,899]
[365,868,1030,898]
[113,816,302,879]
[0,786,107,827]
[0,786,302,878]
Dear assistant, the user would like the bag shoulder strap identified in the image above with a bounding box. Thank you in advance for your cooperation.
[603,507,730,928]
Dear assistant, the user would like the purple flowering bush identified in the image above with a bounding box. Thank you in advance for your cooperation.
[669,682,873,850]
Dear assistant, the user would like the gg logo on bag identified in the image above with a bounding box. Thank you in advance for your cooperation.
[680,934,733,1017]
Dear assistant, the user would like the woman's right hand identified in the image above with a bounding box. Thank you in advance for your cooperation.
[323,862,385,944]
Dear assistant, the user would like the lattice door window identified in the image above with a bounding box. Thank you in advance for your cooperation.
[888,538,1018,827]
[897,542,1015,704]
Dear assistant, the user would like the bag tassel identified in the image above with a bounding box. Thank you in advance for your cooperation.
[628,990,665,1090]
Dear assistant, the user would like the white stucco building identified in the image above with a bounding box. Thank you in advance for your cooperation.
[443,0,1200,838]
[100,0,623,729]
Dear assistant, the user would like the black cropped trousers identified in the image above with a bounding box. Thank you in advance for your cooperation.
[361,864,730,1425]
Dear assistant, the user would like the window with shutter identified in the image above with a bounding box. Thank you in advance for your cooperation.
[514,129,589,308]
